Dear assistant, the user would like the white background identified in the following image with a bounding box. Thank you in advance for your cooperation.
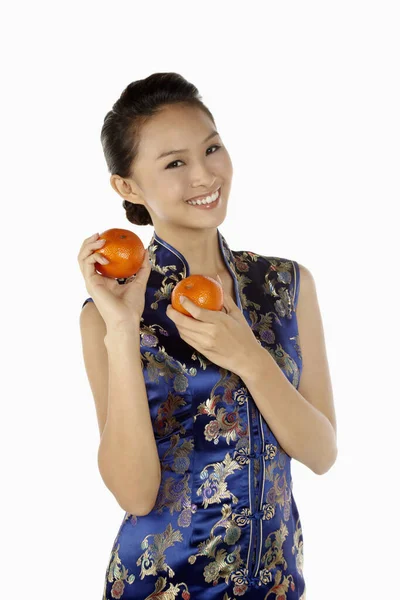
[2,1,399,598]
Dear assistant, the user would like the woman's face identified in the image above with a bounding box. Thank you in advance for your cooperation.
[121,103,233,231]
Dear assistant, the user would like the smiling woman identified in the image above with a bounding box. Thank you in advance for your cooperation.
[100,72,230,228]
[78,71,334,600]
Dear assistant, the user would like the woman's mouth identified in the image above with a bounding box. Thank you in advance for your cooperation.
[185,187,221,210]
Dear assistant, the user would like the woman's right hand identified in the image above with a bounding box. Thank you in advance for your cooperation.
[77,232,152,332]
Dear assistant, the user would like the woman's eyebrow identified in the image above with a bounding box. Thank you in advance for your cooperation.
[156,130,219,160]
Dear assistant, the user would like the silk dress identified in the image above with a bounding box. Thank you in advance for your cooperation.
[82,228,306,600]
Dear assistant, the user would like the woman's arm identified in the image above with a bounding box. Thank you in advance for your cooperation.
[99,328,161,515]
[239,263,337,475]
[80,303,161,516]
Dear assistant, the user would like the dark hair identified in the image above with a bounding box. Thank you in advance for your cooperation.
[100,72,216,226]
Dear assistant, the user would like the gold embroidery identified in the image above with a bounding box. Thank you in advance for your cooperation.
[102,543,135,600]
[191,350,212,369]
[144,347,197,389]
[194,369,248,445]
[258,521,289,583]
[153,392,188,439]
[264,451,292,522]
[139,321,169,348]
[143,576,191,599]
[153,434,195,528]
[292,516,304,577]
[272,344,301,389]
[197,452,242,508]
[188,503,245,587]
[137,523,183,579]
[262,259,295,319]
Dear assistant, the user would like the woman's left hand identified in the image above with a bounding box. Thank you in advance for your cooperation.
[166,275,261,376]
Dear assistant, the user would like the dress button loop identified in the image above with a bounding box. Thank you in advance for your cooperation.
[248,450,269,459]
[248,509,264,520]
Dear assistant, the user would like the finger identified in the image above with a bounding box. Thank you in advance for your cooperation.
[85,232,100,242]
[77,236,105,263]
[82,232,99,245]
[78,232,100,254]
[178,296,220,323]
[82,251,109,282]
[78,241,107,272]
[120,249,151,286]
[128,250,152,285]
[167,306,213,344]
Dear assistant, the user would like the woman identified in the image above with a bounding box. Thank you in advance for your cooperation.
[78,72,337,600]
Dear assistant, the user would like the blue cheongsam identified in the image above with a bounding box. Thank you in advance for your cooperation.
[82,228,306,600]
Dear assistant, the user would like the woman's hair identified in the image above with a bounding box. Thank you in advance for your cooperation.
[100,72,216,226]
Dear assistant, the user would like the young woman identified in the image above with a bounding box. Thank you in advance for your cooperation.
[78,72,337,600]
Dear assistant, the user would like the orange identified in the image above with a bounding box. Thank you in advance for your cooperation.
[171,274,224,317]
[95,228,146,279]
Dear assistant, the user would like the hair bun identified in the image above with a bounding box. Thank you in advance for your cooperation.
[122,200,152,226]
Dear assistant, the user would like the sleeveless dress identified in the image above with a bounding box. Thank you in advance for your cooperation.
[82,228,306,600]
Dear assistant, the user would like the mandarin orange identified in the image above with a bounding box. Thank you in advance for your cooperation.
[95,228,146,279]
[171,274,224,317]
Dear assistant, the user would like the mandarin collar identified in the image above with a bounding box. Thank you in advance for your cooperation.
[147,228,236,280]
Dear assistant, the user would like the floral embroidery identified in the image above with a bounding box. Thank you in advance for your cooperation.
[263,259,296,319]
[248,309,281,345]
[191,350,212,370]
[194,369,248,445]
[102,543,135,600]
[153,433,196,527]
[197,452,243,508]
[271,344,301,390]
[292,517,304,578]
[236,271,259,312]
[188,503,245,586]
[258,521,290,581]
[143,576,191,599]
[261,448,292,522]
[143,347,197,391]
[148,240,183,280]
[153,391,188,439]
[139,321,169,349]
[137,523,183,579]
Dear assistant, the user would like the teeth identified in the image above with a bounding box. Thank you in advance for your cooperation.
[186,188,219,206]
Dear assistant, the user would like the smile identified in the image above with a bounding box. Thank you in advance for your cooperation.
[185,187,221,207]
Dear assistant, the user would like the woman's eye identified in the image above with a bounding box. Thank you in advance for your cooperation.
[165,145,221,169]
[165,159,183,169]
[207,144,221,155]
